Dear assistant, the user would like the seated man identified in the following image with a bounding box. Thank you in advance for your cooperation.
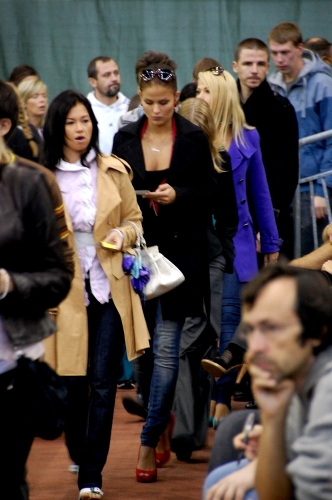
[204,263,332,500]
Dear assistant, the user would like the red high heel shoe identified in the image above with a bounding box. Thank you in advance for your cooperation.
[136,446,157,483]
[156,412,175,467]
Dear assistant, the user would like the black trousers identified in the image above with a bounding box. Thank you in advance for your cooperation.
[0,368,35,500]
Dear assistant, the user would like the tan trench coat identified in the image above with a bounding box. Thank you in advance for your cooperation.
[44,154,150,375]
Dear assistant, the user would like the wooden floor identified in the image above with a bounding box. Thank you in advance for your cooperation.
[27,388,216,500]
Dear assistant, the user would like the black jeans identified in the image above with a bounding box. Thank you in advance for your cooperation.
[78,295,124,490]
[63,375,89,466]
[0,368,34,500]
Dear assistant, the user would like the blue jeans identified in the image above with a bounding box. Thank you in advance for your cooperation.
[203,459,257,500]
[220,270,244,355]
[215,270,246,407]
[78,295,124,490]
[141,300,184,448]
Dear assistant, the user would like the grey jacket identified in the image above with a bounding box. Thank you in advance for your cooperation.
[286,346,332,500]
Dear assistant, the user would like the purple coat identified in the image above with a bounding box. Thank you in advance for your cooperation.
[229,128,281,282]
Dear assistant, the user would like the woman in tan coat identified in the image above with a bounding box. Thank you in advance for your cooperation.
[43,90,150,500]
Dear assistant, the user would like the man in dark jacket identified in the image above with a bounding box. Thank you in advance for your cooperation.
[233,38,299,258]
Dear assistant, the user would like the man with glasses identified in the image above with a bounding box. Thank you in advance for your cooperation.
[203,263,332,500]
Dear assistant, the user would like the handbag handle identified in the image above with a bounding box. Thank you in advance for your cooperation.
[120,220,147,249]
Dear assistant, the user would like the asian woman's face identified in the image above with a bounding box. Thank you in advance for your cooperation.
[196,80,211,105]
[64,103,93,156]
[139,83,179,127]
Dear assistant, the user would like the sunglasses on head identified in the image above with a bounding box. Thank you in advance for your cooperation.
[207,66,226,79]
[140,68,176,82]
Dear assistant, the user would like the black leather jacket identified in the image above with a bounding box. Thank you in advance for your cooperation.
[0,161,71,347]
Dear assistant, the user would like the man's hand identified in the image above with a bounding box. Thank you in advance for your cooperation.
[314,196,327,219]
[247,363,295,419]
[321,260,332,273]
[322,223,332,243]
[206,460,257,500]
[233,425,263,461]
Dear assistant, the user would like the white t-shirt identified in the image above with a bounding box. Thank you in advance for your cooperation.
[87,91,130,154]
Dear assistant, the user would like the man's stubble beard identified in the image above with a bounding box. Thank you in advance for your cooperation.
[104,84,120,98]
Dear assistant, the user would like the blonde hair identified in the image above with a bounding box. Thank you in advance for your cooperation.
[0,136,12,166]
[178,98,224,173]
[17,79,47,127]
[9,82,39,158]
[197,69,252,148]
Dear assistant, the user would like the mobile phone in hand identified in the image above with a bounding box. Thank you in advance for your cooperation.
[135,190,150,195]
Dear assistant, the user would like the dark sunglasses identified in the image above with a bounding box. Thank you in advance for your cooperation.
[207,66,226,79]
[140,68,176,82]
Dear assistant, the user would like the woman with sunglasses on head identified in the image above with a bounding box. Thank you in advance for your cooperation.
[43,90,150,500]
[197,67,281,422]
[113,65,215,482]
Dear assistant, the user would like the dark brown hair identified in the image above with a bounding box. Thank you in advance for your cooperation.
[8,64,39,86]
[192,57,221,81]
[135,51,177,83]
[87,56,116,79]
[234,38,269,62]
[242,263,332,354]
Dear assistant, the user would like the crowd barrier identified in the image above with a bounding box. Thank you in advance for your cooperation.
[293,129,332,257]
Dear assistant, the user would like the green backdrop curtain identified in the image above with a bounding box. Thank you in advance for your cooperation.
[0,0,330,100]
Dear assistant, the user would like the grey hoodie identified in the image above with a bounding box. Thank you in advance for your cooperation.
[269,50,332,193]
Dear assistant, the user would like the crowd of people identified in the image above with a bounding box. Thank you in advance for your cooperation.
[1,19,332,500]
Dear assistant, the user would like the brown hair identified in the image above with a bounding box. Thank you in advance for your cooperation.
[304,37,332,63]
[135,51,177,83]
[192,58,221,81]
[87,56,116,79]
[268,22,303,47]
[178,98,224,172]
[8,64,39,86]
[234,38,269,62]
[242,263,332,354]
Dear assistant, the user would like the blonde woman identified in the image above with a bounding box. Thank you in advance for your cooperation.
[18,78,47,134]
[7,80,45,162]
[197,67,281,420]
[171,98,237,460]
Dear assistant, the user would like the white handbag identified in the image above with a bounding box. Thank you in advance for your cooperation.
[121,221,185,300]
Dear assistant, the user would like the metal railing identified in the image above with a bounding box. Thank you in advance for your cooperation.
[294,129,332,257]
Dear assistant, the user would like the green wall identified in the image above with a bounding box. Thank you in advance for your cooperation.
[0,0,330,101]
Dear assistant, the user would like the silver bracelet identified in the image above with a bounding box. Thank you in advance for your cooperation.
[0,269,10,300]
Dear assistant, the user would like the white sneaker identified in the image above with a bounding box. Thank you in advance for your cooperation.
[79,487,103,499]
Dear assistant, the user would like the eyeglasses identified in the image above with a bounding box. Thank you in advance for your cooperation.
[238,320,301,339]
[140,69,176,82]
[206,66,226,80]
